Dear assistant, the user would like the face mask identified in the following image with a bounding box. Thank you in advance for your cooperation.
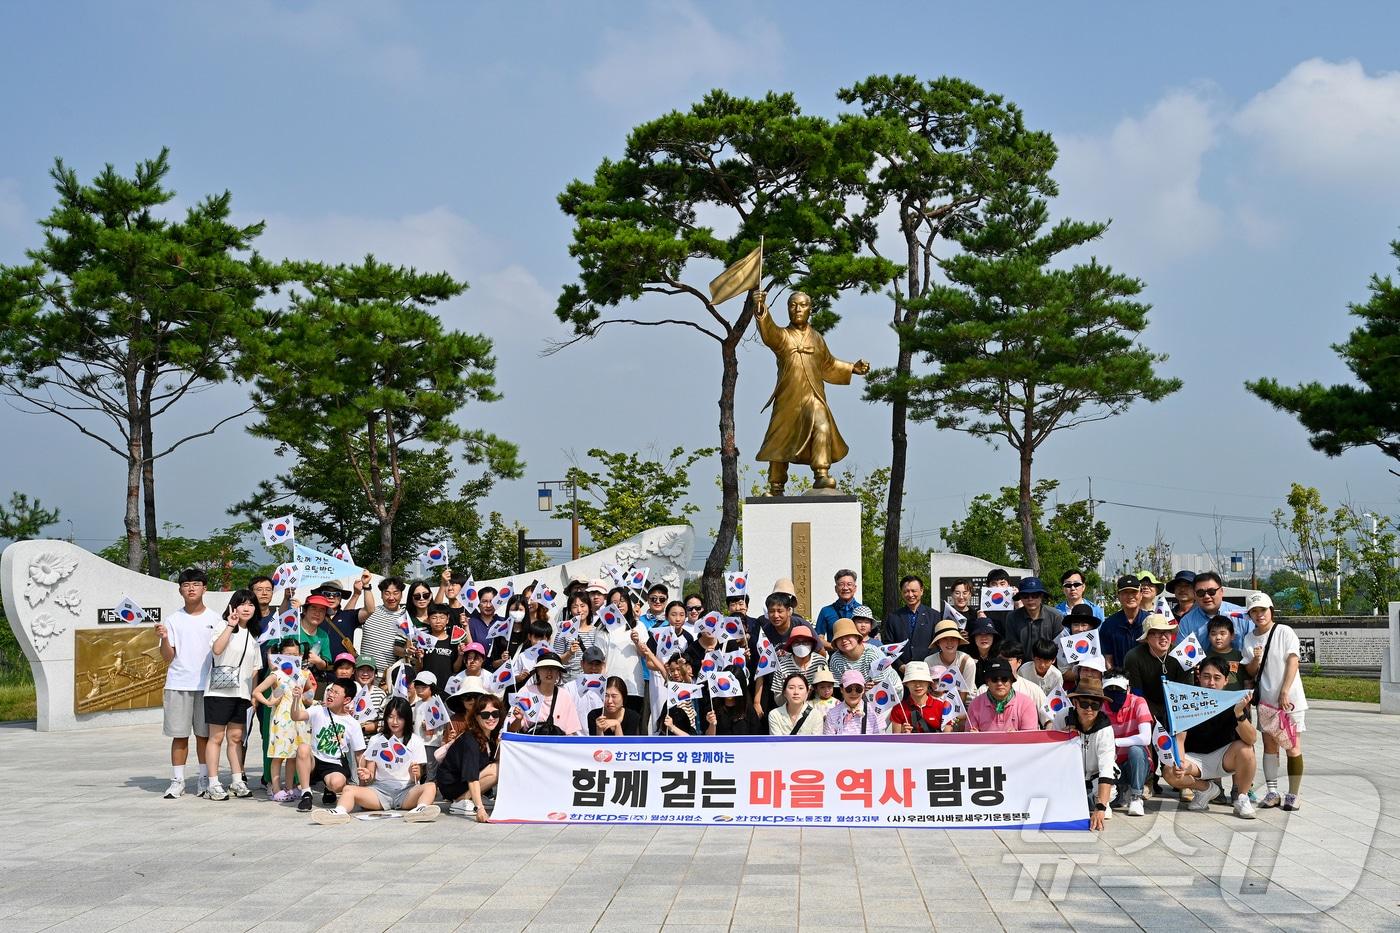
[792,643,813,658]
[509,610,525,623]
[1106,690,1127,712]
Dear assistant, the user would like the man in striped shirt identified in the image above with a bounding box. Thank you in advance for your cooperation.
[356,576,409,673]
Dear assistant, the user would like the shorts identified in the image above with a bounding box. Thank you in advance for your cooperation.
[203,696,251,727]
[163,689,209,738]
[438,779,469,801]
[1288,710,1306,733]
[309,757,351,787]
[1183,745,1230,781]
[373,782,416,810]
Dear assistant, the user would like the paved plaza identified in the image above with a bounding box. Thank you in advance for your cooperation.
[1,703,1397,933]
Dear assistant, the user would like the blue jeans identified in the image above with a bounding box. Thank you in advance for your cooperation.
[1118,745,1149,796]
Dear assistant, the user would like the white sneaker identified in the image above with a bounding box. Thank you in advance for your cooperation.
[163,779,185,799]
[448,799,476,817]
[1234,796,1257,820]
[1127,797,1145,817]
[1187,783,1220,812]
[196,777,210,798]
[312,808,351,826]
[206,783,229,801]
[404,804,440,823]
[229,779,252,798]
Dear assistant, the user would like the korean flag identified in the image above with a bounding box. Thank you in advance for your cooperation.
[261,514,295,548]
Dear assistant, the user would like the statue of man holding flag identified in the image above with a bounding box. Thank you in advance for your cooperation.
[708,241,868,496]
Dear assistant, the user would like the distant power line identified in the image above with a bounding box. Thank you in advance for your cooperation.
[1092,499,1274,525]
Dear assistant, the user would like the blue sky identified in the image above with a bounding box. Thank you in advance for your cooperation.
[4,1,1400,571]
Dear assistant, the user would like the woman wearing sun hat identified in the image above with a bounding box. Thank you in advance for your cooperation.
[1069,668,1117,831]
[924,618,977,692]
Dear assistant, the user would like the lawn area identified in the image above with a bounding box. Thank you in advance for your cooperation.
[0,682,36,722]
[1301,675,1380,704]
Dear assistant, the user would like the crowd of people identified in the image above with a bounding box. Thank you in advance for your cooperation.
[153,563,1308,829]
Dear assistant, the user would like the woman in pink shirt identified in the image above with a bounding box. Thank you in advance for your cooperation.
[966,658,1040,732]
[508,653,583,735]
[822,670,888,734]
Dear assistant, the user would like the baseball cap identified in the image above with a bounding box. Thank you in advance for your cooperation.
[462,641,487,656]
[412,671,437,686]
[332,652,356,665]
[982,658,1014,681]
[304,594,335,609]
[1246,592,1273,611]
[581,645,607,663]
[840,670,865,689]
[1115,574,1141,592]
[353,655,375,670]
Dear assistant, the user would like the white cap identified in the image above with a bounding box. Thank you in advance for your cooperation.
[412,670,438,686]
[1245,592,1273,611]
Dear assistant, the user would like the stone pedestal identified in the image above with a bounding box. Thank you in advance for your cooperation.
[741,495,862,621]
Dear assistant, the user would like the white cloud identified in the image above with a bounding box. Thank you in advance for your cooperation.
[585,2,781,113]
[1236,58,1400,187]
[229,0,426,86]
[1055,90,1225,266]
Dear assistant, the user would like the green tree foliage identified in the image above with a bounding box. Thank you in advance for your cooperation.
[0,149,279,574]
[240,256,521,573]
[554,90,895,608]
[0,492,61,543]
[1270,483,1333,614]
[845,466,930,619]
[559,446,717,549]
[1248,240,1400,464]
[230,436,525,578]
[942,480,1111,588]
[98,523,264,591]
[842,73,1057,617]
[875,187,1179,572]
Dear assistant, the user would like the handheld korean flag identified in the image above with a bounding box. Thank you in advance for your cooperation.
[257,608,299,644]
[980,585,1014,613]
[350,688,377,723]
[413,628,438,653]
[485,617,512,642]
[726,647,750,674]
[370,735,409,765]
[496,583,515,603]
[698,650,724,679]
[667,681,702,707]
[753,637,777,675]
[1155,594,1172,617]
[626,566,649,592]
[444,671,468,697]
[720,616,746,641]
[940,688,967,724]
[601,562,626,587]
[1152,721,1179,768]
[881,639,909,659]
[1169,631,1206,671]
[331,543,353,564]
[270,562,301,591]
[488,664,516,694]
[461,576,479,611]
[578,675,606,695]
[698,611,723,639]
[653,628,680,662]
[291,543,361,588]
[1222,602,1249,627]
[261,514,295,548]
[530,584,558,609]
[1164,678,1251,733]
[391,666,411,699]
[395,615,413,639]
[421,542,450,569]
[270,653,302,683]
[1042,687,1072,730]
[594,605,624,631]
[871,653,897,678]
[418,695,451,732]
[709,670,744,698]
[938,667,970,695]
[510,691,545,724]
[1057,628,1103,668]
[868,681,899,714]
[516,642,547,675]
[113,596,149,625]
[724,570,749,598]
[942,601,967,626]
[556,615,577,638]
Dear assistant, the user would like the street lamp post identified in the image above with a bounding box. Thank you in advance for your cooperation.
[537,479,580,560]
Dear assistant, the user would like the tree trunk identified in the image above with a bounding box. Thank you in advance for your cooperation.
[882,343,913,616]
[703,336,742,610]
[379,517,394,577]
[140,387,161,579]
[124,426,143,571]
[1018,442,1039,575]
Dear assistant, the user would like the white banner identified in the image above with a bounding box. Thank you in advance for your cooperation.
[492,732,1089,830]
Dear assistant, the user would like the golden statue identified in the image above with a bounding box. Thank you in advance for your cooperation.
[753,290,869,495]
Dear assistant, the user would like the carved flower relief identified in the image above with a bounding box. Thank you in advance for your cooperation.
[29,551,77,586]
[30,613,66,652]
[52,587,83,614]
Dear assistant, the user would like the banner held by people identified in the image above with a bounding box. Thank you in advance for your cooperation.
[492,731,1089,830]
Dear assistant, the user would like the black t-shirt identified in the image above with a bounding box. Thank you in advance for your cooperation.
[588,706,642,736]
[1185,708,1240,756]
[415,631,463,686]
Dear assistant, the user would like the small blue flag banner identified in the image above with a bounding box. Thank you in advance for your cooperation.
[1164,679,1251,733]
[292,543,361,588]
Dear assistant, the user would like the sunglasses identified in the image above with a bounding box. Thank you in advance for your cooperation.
[985,675,1012,683]
[649,595,666,602]
[686,606,703,613]
[842,685,864,693]
[478,710,501,720]
[1074,699,1102,710]
[1062,581,1084,589]
[412,593,431,599]
[1194,587,1221,598]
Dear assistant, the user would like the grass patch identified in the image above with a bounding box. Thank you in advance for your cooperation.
[0,682,36,722]
[1301,675,1379,704]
